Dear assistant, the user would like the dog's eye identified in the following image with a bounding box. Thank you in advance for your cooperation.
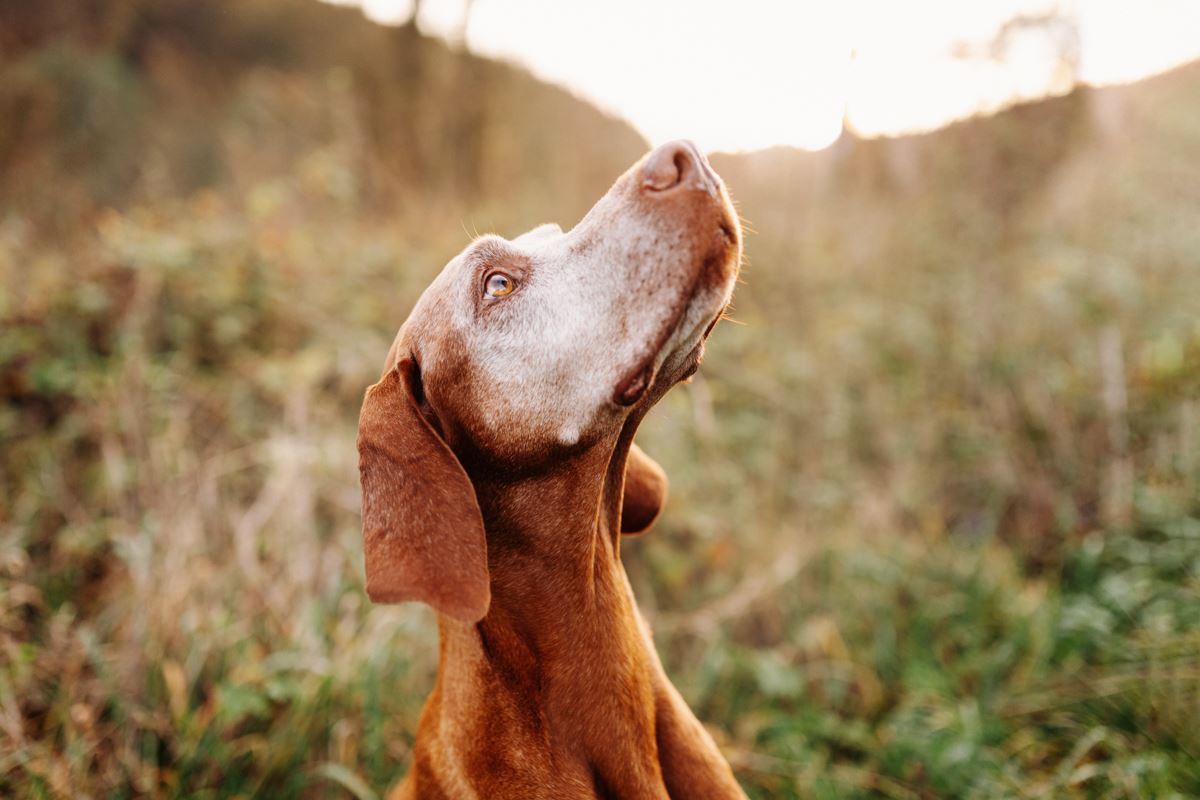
[484,272,515,298]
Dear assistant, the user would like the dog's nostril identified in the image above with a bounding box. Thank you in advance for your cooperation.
[673,151,690,184]
[642,140,698,192]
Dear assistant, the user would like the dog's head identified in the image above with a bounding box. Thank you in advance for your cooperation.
[357,141,741,621]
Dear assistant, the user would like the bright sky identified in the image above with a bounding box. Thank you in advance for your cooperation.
[333,0,1200,152]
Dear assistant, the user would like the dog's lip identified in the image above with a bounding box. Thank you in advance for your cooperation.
[613,292,692,407]
[612,298,726,407]
[615,363,653,406]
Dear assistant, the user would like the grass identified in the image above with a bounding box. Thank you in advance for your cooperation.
[2,3,1200,797]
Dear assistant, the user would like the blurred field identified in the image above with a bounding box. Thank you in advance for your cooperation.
[2,2,1199,798]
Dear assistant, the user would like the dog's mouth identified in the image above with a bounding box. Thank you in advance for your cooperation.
[613,295,696,406]
[613,304,724,406]
[612,248,733,407]
[611,173,740,407]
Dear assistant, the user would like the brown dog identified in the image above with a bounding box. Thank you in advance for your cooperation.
[358,140,745,799]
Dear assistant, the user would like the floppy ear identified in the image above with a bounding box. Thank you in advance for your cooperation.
[357,358,490,622]
[621,443,669,535]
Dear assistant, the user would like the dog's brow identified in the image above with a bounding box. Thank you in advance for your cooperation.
[467,235,508,263]
[469,239,532,278]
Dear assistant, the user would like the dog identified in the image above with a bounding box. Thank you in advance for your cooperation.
[358,140,746,799]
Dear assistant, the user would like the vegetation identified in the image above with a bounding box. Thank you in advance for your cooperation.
[1,2,1197,797]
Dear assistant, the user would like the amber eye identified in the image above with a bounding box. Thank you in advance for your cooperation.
[484,272,515,298]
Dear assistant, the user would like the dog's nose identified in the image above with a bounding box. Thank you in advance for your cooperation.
[642,140,711,193]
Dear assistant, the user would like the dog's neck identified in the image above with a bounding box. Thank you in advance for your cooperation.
[434,433,660,761]
[467,433,638,652]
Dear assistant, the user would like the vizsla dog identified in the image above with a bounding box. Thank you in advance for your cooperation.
[358,140,746,799]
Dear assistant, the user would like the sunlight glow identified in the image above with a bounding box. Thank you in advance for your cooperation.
[464,0,851,152]
[338,0,1200,152]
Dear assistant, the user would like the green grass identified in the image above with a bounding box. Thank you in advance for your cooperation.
[3,182,1197,798]
[2,4,1200,797]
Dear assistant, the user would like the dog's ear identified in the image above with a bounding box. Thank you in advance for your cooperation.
[621,443,668,535]
[357,358,490,622]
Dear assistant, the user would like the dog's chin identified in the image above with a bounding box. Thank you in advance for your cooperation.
[677,337,707,382]
[663,308,722,386]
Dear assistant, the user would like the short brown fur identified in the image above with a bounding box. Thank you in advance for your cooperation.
[358,141,747,799]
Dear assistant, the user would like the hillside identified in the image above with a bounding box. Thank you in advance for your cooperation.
[2,2,1198,798]
[0,0,646,232]
[701,60,1200,561]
